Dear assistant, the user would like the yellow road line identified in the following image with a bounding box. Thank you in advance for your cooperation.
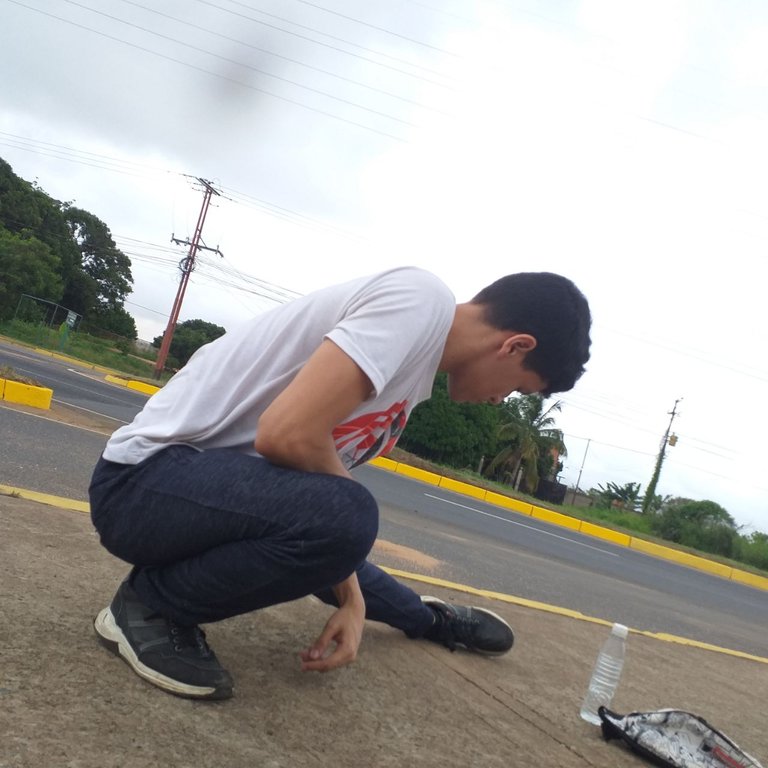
[382,567,768,665]
[6,484,767,665]
[0,484,89,514]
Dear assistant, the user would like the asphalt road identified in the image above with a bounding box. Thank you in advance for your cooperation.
[2,342,767,657]
[356,466,768,657]
[0,341,148,423]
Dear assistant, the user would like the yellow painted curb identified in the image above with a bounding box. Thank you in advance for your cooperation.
[395,464,441,485]
[0,484,89,514]
[383,567,768,665]
[370,456,398,472]
[730,569,768,591]
[580,521,632,547]
[0,377,53,409]
[630,538,733,580]
[438,476,486,500]
[485,491,533,515]
[531,505,581,531]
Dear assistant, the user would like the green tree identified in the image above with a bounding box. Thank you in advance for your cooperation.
[589,481,643,511]
[63,207,133,313]
[0,227,63,319]
[398,373,500,469]
[88,304,138,340]
[651,498,739,557]
[0,159,80,290]
[483,395,566,492]
[0,158,136,328]
[738,531,768,571]
[153,318,226,367]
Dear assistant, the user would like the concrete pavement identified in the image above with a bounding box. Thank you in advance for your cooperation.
[2,491,767,768]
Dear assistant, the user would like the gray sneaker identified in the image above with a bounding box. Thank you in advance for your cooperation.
[94,580,233,700]
[421,596,514,656]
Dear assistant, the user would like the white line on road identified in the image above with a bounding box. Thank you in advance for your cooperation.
[423,493,620,557]
[51,399,128,423]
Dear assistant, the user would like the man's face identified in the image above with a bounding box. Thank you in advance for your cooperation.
[446,335,548,405]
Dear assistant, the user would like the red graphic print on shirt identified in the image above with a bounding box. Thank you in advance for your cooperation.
[333,400,408,469]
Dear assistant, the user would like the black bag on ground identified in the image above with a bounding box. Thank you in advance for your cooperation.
[598,707,764,768]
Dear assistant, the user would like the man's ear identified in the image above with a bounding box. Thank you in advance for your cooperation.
[501,334,537,356]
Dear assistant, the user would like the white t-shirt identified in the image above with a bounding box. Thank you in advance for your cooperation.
[103,267,456,469]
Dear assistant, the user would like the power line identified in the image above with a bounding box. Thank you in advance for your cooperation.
[0,131,173,177]
[195,253,301,303]
[219,185,368,242]
[562,433,656,459]
[0,136,164,181]
[204,0,455,81]
[124,299,168,317]
[0,134,368,242]
[111,0,449,114]
[287,0,461,56]
[61,0,419,128]
[602,326,768,383]
[7,0,407,143]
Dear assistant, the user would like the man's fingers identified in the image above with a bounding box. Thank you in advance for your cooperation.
[300,643,355,672]
[299,604,364,672]
[300,626,357,672]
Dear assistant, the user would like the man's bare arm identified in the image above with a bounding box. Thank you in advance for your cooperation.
[254,338,374,671]
[254,338,373,479]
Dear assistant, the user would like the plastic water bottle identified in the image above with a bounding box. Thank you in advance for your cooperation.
[579,622,628,725]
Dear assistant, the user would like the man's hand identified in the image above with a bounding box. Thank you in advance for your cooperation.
[300,573,365,672]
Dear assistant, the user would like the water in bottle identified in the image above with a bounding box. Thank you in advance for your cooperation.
[580,622,628,725]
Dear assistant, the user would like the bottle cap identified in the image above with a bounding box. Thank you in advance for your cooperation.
[612,623,629,638]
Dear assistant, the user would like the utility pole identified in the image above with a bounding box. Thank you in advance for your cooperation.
[153,179,221,379]
[570,438,591,505]
[641,397,682,514]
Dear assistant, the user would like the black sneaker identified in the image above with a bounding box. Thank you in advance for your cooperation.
[421,596,514,656]
[93,580,234,700]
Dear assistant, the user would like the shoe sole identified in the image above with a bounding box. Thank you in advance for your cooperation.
[94,607,231,700]
[421,596,514,656]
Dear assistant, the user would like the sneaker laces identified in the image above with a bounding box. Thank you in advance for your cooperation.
[429,605,480,653]
[168,620,213,658]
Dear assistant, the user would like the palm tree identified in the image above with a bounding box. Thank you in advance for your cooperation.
[483,395,567,492]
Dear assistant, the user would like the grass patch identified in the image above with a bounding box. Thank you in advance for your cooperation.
[0,320,172,383]
[0,364,42,387]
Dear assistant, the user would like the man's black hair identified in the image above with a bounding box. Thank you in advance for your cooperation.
[472,272,592,396]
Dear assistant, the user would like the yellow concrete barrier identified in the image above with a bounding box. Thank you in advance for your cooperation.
[484,491,533,516]
[531,505,582,531]
[0,378,53,409]
[395,464,441,485]
[127,380,161,396]
[579,521,632,547]
[104,374,160,396]
[438,476,487,500]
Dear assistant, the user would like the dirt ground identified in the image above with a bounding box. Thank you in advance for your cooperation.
[2,494,767,768]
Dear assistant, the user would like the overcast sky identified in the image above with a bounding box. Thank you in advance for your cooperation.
[2,0,768,532]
